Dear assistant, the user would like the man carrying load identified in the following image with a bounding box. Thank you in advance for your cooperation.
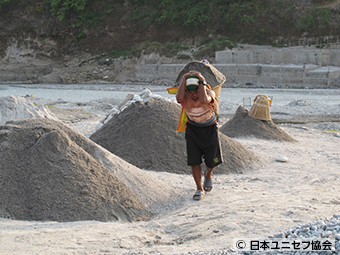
[176,70,223,200]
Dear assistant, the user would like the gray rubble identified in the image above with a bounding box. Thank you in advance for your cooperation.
[169,215,340,254]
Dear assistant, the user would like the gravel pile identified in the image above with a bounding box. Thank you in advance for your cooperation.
[270,100,340,119]
[168,214,340,255]
[0,118,175,222]
[119,215,340,254]
[314,122,340,131]
[174,61,226,88]
[269,215,340,252]
[90,98,261,174]
[220,106,297,142]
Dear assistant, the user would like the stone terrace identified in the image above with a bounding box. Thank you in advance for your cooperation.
[135,47,340,88]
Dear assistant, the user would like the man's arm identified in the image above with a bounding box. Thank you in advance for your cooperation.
[197,74,214,104]
[176,72,190,103]
[198,83,212,104]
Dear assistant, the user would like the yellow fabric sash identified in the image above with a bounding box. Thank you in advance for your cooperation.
[167,86,187,132]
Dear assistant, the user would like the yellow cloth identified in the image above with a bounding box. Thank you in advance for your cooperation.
[176,108,188,132]
[167,87,178,94]
[167,86,186,132]
[254,94,271,106]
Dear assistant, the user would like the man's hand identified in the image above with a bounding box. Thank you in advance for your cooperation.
[188,70,205,82]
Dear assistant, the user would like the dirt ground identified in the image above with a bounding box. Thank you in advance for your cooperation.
[0,86,339,254]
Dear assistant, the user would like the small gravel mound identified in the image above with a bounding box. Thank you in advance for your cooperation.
[220,106,297,142]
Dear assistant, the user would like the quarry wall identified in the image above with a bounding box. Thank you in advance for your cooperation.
[135,48,340,88]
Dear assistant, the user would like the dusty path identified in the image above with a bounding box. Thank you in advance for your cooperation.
[1,125,339,254]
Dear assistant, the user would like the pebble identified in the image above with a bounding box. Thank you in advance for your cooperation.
[276,155,289,162]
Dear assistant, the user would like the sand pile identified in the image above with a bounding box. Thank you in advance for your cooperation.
[174,61,226,88]
[220,106,297,142]
[0,118,176,222]
[90,99,260,174]
[0,95,58,125]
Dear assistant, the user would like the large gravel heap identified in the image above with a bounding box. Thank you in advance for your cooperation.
[220,106,297,142]
[0,118,176,222]
[90,99,261,174]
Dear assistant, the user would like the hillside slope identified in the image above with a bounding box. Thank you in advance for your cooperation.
[1,0,340,84]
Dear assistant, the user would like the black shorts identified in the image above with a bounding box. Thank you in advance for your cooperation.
[185,123,223,168]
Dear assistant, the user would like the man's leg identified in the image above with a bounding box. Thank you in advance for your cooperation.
[191,165,205,200]
[191,165,203,191]
[205,166,214,180]
[204,166,214,192]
